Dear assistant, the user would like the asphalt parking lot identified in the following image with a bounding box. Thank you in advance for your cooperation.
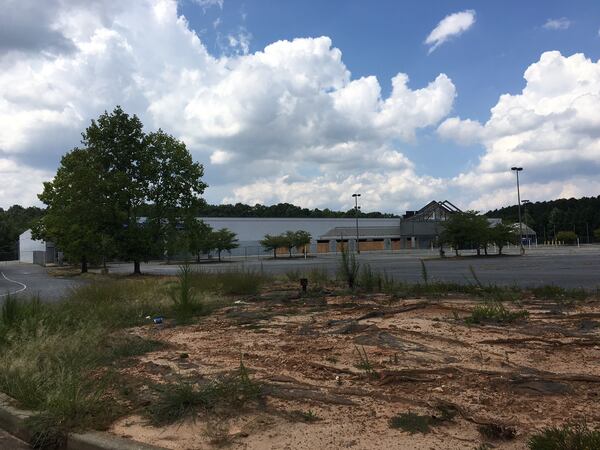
[1,245,599,302]
[108,245,600,290]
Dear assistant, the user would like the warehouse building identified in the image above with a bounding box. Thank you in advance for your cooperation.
[19,200,463,262]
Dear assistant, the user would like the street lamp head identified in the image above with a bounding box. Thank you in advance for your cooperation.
[511,166,523,171]
[352,193,361,197]
[522,199,530,204]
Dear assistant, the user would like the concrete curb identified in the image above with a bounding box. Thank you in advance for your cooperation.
[0,393,166,450]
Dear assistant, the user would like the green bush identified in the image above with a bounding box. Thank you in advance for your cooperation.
[556,231,578,244]
[528,423,600,450]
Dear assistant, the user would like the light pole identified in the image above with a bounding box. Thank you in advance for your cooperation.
[522,199,530,246]
[511,167,524,255]
[352,193,361,254]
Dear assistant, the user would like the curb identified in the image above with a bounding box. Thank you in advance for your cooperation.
[0,393,166,450]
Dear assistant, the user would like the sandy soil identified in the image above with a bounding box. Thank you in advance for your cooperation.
[110,288,600,449]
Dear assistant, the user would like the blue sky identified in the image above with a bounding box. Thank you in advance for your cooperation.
[2,0,600,212]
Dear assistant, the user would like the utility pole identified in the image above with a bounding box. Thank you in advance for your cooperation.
[511,167,525,255]
[352,193,361,254]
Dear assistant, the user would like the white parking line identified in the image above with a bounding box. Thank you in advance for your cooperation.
[0,272,27,297]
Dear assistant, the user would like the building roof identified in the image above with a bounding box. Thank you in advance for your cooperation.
[320,226,401,240]
[404,200,462,222]
[511,223,537,236]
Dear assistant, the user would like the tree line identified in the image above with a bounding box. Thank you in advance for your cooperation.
[486,195,600,243]
[196,202,398,218]
[0,205,44,260]
[260,231,312,258]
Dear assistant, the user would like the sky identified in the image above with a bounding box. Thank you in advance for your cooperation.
[2,0,600,213]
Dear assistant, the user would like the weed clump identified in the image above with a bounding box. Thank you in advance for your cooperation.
[338,244,359,289]
[147,361,261,426]
[527,423,600,450]
[465,302,528,325]
[389,412,431,433]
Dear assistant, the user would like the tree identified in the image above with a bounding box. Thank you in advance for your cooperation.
[184,219,213,262]
[292,230,312,256]
[260,234,287,259]
[39,106,206,274]
[283,230,312,257]
[489,223,517,255]
[556,230,578,244]
[440,211,489,256]
[211,228,238,262]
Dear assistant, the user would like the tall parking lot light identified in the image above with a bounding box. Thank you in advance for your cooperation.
[352,193,361,254]
[511,167,524,255]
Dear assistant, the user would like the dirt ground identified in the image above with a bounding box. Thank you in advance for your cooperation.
[110,287,600,449]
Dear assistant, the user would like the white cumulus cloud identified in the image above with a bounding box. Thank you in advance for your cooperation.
[425,9,476,54]
[543,18,571,30]
[0,0,457,212]
[451,51,600,209]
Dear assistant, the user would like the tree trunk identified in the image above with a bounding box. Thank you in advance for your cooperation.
[498,245,503,255]
[273,249,277,259]
[218,250,222,262]
[455,248,459,257]
[196,252,200,263]
[81,256,88,273]
[133,260,141,275]
[484,246,488,256]
[476,248,481,256]
[289,248,292,258]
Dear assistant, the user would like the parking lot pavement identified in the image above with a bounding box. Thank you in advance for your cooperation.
[107,245,600,290]
[0,263,85,302]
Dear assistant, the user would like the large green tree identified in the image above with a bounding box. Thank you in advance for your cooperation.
[440,211,490,256]
[39,106,207,274]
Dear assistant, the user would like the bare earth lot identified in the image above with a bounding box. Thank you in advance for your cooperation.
[110,288,600,449]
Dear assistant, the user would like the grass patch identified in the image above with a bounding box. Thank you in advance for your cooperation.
[189,269,271,296]
[147,361,261,426]
[528,423,600,450]
[0,275,224,447]
[531,285,588,303]
[465,302,528,325]
[389,412,431,434]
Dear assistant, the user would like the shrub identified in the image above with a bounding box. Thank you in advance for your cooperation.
[556,231,578,244]
[528,423,600,450]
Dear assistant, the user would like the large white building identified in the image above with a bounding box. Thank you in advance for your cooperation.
[19,230,57,264]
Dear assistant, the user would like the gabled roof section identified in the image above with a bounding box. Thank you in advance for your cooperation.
[405,200,462,222]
